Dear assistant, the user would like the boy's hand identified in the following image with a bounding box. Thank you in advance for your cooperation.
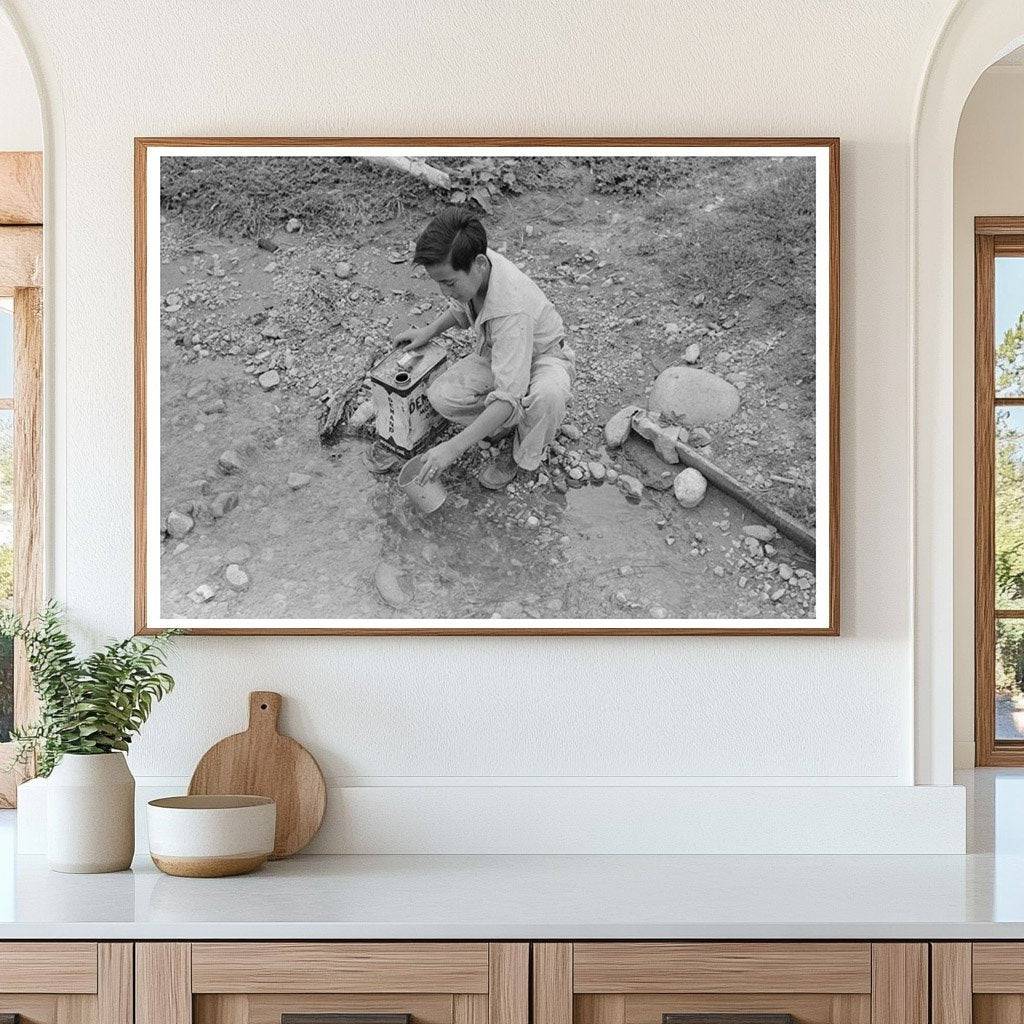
[416,439,460,483]
[394,327,433,350]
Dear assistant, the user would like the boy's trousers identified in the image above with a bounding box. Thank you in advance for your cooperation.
[427,351,574,471]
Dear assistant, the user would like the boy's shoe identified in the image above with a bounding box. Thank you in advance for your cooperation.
[479,450,519,490]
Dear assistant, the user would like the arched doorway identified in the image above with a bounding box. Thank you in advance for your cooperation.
[914,0,1024,785]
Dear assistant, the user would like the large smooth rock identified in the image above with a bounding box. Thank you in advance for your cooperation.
[648,366,740,426]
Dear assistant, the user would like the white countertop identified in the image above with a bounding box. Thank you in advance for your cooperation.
[0,849,1022,940]
[1,769,1021,941]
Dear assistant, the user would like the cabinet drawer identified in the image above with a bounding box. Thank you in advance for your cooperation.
[535,943,925,1024]
[0,942,130,1024]
[139,942,528,1024]
[572,943,872,994]
[0,942,98,993]
[191,943,490,993]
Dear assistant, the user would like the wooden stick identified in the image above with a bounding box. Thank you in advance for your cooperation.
[363,156,451,189]
[673,438,817,554]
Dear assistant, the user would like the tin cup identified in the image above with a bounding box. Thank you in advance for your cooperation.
[398,456,447,514]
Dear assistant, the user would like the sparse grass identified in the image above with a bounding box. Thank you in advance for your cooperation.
[648,157,816,310]
[160,156,436,239]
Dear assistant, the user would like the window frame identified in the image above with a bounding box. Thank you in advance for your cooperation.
[975,217,1024,765]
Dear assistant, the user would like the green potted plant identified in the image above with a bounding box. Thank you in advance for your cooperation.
[2,603,177,873]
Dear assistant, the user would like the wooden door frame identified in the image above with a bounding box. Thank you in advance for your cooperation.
[0,151,43,806]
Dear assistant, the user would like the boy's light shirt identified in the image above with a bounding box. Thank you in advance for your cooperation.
[447,248,566,426]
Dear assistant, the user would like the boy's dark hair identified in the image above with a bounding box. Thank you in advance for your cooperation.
[413,206,487,272]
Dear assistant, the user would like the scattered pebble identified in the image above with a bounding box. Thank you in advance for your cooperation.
[165,510,194,539]
[225,564,250,590]
[210,491,240,518]
[287,472,312,490]
[673,467,707,508]
[218,450,243,474]
[189,583,216,604]
[618,474,643,501]
[258,369,281,390]
[604,405,639,447]
[374,562,412,608]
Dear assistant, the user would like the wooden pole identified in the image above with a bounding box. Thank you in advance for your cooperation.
[673,437,817,554]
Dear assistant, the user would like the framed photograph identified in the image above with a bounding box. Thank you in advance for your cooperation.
[135,137,839,636]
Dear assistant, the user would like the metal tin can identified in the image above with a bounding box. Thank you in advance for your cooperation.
[368,342,450,456]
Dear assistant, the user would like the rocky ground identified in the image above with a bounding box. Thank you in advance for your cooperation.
[156,155,820,623]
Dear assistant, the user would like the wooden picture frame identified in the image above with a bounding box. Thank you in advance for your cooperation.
[135,137,840,636]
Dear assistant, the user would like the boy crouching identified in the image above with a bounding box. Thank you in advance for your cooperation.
[394,207,575,489]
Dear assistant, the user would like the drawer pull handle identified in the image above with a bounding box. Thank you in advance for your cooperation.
[664,1016,797,1024]
[283,1016,412,1024]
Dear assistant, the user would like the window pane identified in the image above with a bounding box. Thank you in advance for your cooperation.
[0,301,12,400]
[998,619,1024,740]
[0,410,12,742]
[996,257,1024,396]
[997,407,1024,609]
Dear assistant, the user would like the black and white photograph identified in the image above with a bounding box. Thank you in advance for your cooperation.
[136,141,838,634]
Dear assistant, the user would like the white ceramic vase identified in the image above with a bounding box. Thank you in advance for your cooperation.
[46,752,135,873]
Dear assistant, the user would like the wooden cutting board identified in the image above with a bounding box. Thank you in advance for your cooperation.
[188,691,326,859]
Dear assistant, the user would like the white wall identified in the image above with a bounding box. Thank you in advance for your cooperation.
[952,65,1024,768]
[0,0,972,851]
[0,8,39,151]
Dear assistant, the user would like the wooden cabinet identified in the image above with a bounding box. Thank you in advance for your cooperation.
[136,943,528,1024]
[533,943,928,1024]
[0,942,132,1024]
[931,943,1024,1024]
[0,938,957,1024]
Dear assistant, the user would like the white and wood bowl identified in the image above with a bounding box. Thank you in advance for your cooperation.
[147,795,276,877]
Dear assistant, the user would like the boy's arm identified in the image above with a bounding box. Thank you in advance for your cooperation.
[483,313,533,425]
[402,305,463,349]
[415,313,531,483]
[415,400,514,483]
